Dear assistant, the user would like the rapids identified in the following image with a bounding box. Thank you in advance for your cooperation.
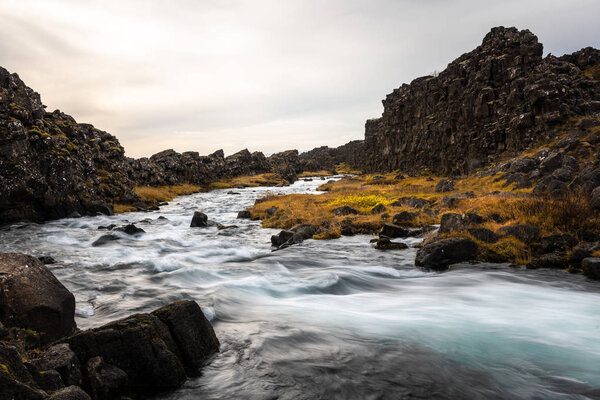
[0,177,598,399]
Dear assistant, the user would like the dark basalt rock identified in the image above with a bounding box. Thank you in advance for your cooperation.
[467,228,500,243]
[582,257,600,280]
[497,224,541,243]
[65,300,219,395]
[190,211,208,227]
[290,224,317,240]
[48,386,92,400]
[371,204,387,214]
[379,223,410,238]
[85,357,127,400]
[30,343,82,386]
[271,230,305,248]
[540,234,577,253]
[91,234,119,247]
[435,179,455,193]
[415,238,478,271]
[527,254,567,269]
[0,253,76,343]
[332,206,360,216]
[373,238,408,250]
[391,197,433,209]
[392,211,417,225]
[113,223,145,235]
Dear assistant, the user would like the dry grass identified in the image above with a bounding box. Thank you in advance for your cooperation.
[135,184,206,203]
[298,170,332,177]
[583,64,600,80]
[113,204,138,214]
[209,173,284,189]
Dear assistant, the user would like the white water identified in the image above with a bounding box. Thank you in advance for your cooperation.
[1,177,599,399]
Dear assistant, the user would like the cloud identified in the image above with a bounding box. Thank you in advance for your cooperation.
[0,0,599,157]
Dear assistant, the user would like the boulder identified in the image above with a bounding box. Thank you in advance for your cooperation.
[0,253,76,343]
[113,224,145,235]
[568,248,592,265]
[30,343,82,386]
[373,238,408,250]
[540,234,577,253]
[0,343,46,400]
[65,300,218,394]
[392,211,417,225]
[340,225,359,236]
[190,211,208,227]
[151,301,220,372]
[48,386,92,400]
[370,204,387,214]
[391,197,433,209]
[590,186,600,209]
[379,223,410,238]
[91,234,119,247]
[26,366,64,393]
[497,224,540,243]
[527,254,567,269]
[582,257,600,280]
[439,213,464,234]
[332,206,360,216]
[85,357,128,400]
[415,238,478,271]
[290,224,317,240]
[271,230,296,247]
[237,210,252,219]
[435,179,455,193]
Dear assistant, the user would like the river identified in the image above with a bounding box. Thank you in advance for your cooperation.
[0,177,598,399]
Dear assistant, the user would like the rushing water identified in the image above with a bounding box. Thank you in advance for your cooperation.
[1,177,599,400]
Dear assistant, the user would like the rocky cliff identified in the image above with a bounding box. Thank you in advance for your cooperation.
[336,27,600,174]
[0,67,140,224]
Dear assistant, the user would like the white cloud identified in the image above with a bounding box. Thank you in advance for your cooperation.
[1,0,598,157]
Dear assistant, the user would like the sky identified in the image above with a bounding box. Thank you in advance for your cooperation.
[1,1,599,158]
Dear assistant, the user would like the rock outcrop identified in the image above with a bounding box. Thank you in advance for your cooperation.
[0,67,139,224]
[315,27,600,175]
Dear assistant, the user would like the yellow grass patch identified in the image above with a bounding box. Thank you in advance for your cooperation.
[134,184,206,203]
[112,204,137,213]
[298,170,332,177]
[209,173,284,189]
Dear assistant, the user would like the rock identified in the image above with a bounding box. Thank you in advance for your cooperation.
[290,224,316,239]
[467,228,500,243]
[97,224,117,231]
[65,300,218,394]
[391,197,433,209]
[370,204,387,214]
[340,225,358,236]
[415,238,478,271]
[0,253,76,343]
[373,238,408,250]
[48,386,92,400]
[435,179,455,193]
[113,223,145,235]
[590,186,600,209]
[85,357,127,400]
[190,211,208,227]
[539,151,564,174]
[38,256,56,264]
[0,343,46,400]
[216,224,238,231]
[582,257,600,280]
[540,234,577,253]
[497,224,540,243]
[271,230,296,247]
[392,211,417,225]
[151,301,220,372]
[265,207,278,216]
[332,206,360,216]
[439,213,464,234]
[379,223,410,238]
[30,343,82,386]
[568,248,592,265]
[237,210,252,219]
[527,254,567,269]
[91,234,119,247]
[508,157,537,173]
[26,365,64,392]
[87,204,114,216]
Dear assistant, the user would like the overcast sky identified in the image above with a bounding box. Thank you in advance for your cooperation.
[1,0,599,158]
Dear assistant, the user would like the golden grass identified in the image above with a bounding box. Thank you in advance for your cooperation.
[113,204,137,213]
[209,173,284,189]
[135,184,206,203]
[298,170,332,177]
[334,162,362,174]
[583,64,600,80]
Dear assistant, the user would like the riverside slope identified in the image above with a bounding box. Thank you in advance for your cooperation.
[1,178,599,399]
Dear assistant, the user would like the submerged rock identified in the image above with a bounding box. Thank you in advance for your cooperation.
[0,253,76,343]
[237,210,252,219]
[415,238,478,271]
[379,223,410,238]
[373,238,408,250]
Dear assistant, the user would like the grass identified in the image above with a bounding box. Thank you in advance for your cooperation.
[583,64,600,80]
[112,204,137,213]
[134,184,206,203]
[209,173,285,189]
[298,170,332,177]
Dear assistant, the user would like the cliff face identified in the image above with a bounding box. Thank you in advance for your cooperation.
[358,27,600,174]
[0,67,139,223]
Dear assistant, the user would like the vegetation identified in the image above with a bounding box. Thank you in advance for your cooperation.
[209,173,285,189]
[134,184,206,203]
